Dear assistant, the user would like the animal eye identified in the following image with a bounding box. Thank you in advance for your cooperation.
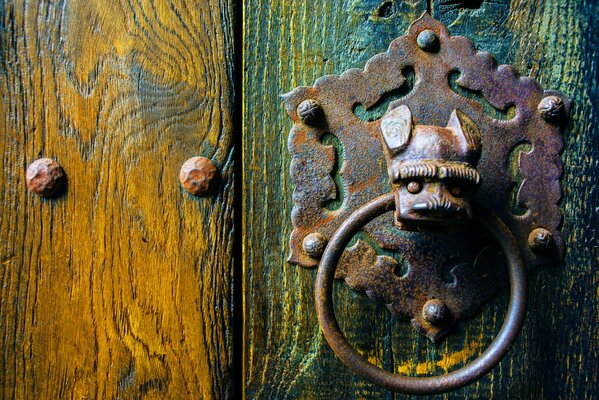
[406,180,422,194]
[450,183,464,197]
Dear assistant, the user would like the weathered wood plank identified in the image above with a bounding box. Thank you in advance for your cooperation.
[0,0,236,398]
[243,1,428,398]
[243,0,597,398]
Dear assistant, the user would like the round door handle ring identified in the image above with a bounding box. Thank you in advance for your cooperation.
[315,193,527,395]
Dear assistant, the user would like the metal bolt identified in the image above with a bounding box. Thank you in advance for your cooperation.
[303,232,328,259]
[26,158,66,197]
[422,299,450,325]
[297,99,323,126]
[528,227,554,252]
[417,29,439,52]
[179,157,219,196]
[538,95,566,123]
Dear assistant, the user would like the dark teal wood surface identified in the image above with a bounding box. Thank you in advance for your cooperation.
[243,0,598,398]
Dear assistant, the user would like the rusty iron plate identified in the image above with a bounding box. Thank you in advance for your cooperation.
[283,13,570,340]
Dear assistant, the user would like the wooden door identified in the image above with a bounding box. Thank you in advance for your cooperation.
[1,0,597,399]
[0,1,236,398]
[243,1,597,399]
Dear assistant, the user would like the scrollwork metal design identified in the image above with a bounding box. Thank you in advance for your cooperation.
[283,12,569,340]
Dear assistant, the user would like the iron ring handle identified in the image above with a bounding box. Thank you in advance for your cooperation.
[315,193,527,395]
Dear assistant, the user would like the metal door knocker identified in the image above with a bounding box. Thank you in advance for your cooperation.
[283,13,570,394]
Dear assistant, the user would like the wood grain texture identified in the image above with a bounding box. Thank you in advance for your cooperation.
[243,0,598,398]
[0,0,236,398]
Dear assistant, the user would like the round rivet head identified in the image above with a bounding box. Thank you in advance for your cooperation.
[303,232,328,259]
[417,29,439,52]
[528,227,554,252]
[538,95,566,123]
[26,158,66,197]
[179,157,219,196]
[297,99,323,126]
[422,299,450,325]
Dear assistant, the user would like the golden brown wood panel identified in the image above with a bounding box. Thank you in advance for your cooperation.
[243,0,597,398]
[0,0,236,398]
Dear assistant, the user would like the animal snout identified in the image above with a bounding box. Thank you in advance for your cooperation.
[411,195,464,216]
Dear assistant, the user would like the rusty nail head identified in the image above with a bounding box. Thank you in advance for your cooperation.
[26,158,66,197]
[538,95,566,123]
[297,99,323,126]
[179,157,219,196]
[417,29,439,52]
[303,232,328,259]
[528,227,554,252]
[422,299,451,325]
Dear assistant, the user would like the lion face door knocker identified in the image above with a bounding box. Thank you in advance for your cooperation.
[283,13,571,395]
[381,106,481,230]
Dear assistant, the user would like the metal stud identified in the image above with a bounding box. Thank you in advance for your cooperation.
[26,158,66,197]
[538,95,566,123]
[528,227,554,253]
[302,232,328,259]
[417,29,439,52]
[297,99,324,126]
[422,299,451,325]
[179,157,219,196]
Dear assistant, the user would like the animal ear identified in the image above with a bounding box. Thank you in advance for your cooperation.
[447,109,481,154]
[380,105,412,154]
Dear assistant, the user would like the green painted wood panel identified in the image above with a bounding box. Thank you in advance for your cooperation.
[243,0,598,398]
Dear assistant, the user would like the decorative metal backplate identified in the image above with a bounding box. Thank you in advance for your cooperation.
[283,13,570,341]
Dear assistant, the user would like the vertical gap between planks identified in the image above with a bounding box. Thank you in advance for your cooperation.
[233,0,244,398]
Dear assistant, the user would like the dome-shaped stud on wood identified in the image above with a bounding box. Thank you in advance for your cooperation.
[417,29,439,52]
[26,158,66,197]
[297,99,324,126]
[528,227,554,253]
[302,232,328,259]
[179,157,219,196]
[422,299,451,326]
[538,95,567,123]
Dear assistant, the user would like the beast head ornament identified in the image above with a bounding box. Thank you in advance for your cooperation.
[380,105,482,230]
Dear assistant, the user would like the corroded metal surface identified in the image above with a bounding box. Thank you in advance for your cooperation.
[315,194,527,394]
[380,105,482,230]
[26,158,66,197]
[283,13,569,339]
[179,156,219,196]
